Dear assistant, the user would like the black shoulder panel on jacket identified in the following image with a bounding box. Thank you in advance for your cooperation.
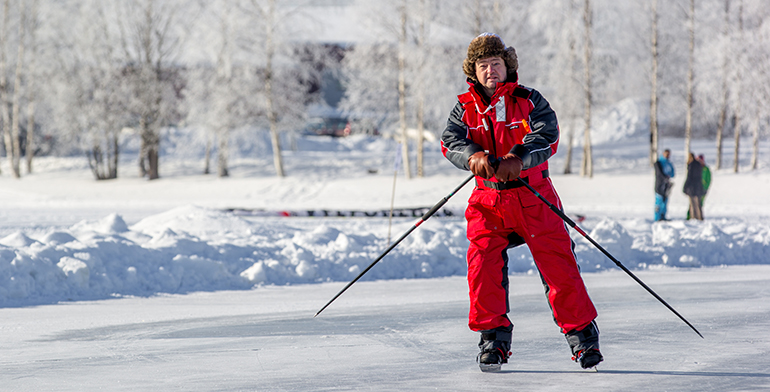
[512,87,531,99]
[441,101,484,171]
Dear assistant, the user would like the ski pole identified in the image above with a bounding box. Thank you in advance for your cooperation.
[314,173,476,318]
[515,176,704,338]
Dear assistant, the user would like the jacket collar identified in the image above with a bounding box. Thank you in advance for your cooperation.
[466,79,518,113]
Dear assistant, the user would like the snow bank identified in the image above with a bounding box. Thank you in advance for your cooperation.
[0,205,767,306]
[568,97,649,146]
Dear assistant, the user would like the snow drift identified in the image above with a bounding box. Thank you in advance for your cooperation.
[0,205,767,306]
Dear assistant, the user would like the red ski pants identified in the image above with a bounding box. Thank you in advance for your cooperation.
[464,178,597,334]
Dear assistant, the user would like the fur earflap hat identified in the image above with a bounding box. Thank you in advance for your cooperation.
[462,33,518,83]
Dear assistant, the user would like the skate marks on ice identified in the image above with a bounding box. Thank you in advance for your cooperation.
[2,267,770,391]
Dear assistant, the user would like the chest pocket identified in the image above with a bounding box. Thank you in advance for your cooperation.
[458,88,533,154]
[506,119,531,146]
[495,97,506,123]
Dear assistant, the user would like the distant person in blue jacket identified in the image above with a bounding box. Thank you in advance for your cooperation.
[654,149,674,221]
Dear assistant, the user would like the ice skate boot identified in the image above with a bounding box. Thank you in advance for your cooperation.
[477,326,512,373]
[566,321,603,369]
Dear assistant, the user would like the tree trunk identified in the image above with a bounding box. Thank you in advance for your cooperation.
[716,0,730,170]
[25,100,34,173]
[268,112,283,177]
[9,0,26,178]
[87,130,119,180]
[138,116,148,177]
[264,0,284,177]
[733,112,741,173]
[87,143,103,179]
[0,0,11,175]
[716,100,727,170]
[733,0,743,173]
[683,0,695,173]
[750,115,759,170]
[217,125,229,177]
[563,0,578,175]
[416,99,424,178]
[580,0,593,178]
[110,130,118,179]
[145,112,161,180]
[415,0,427,178]
[147,144,159,180]
[649,0,659,166]
[203,130,212,174]
[563,118,575,175]
[25,0,38,175]
[124,0,177,181]
[398,2,411,179]
[146,93,163,180]
[139,112,160,180]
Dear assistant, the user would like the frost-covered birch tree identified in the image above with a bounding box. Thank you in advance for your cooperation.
[0,0,11,176]
[341,0,414,178]
[580,0,593,178]
[535,0,583,174]
[51,0,133,180]
[185,1,255,177]
[413,0,428,177]
[736,0,767,171]
[748,13,770,171]
[649,0,660,166]
[342,0,530,177]
[239,0,323,178]
[8,0,28,178]
[409,0,456,177]
[714,0,731,170]
[396,1,411,179]
[0,0,763,178]
[117,0,184,180]
[731,0,745,173]
[683,0,695,168]
[23,0,39,174]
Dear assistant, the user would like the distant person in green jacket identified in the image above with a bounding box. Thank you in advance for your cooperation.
[687,154,711,220]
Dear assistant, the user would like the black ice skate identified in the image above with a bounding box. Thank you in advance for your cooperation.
[477,347,508,372]
[572,348,604,369]
[477,327,512,372]
[565,321,603,369]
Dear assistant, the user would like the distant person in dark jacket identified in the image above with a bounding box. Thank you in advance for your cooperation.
[687,154,711,220]
[683,152,706,220]
[654,149,674,221]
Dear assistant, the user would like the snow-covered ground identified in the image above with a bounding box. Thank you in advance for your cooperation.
[0,128,768,391]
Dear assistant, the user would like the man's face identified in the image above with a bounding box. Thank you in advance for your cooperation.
[475,56,507,94]
[663,150,671,160]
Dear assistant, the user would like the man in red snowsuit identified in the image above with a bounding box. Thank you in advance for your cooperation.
[441,33,602,371]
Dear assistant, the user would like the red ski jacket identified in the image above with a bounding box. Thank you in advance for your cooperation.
[441,80,560,185]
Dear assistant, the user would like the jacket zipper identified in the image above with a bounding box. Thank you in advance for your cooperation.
[484,114,498,158]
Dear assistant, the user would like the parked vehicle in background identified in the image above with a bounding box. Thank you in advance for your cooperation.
[303,117,349,137]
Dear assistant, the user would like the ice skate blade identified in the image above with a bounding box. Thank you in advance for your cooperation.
[581,364,600,372]
[479,363,502,373]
